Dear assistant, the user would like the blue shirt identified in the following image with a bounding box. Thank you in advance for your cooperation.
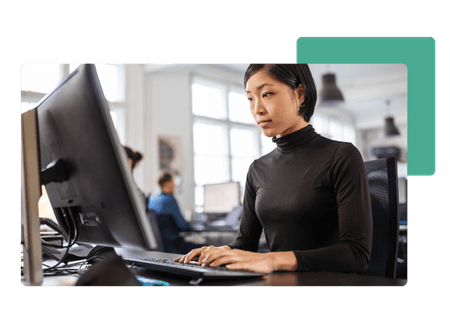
[148,193,190,231]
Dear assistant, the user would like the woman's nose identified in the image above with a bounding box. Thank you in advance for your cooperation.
[255,100,265,115]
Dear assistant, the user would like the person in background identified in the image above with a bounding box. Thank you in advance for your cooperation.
[148,172,193,253]
[124,145,143,174]
[123,145,147,207]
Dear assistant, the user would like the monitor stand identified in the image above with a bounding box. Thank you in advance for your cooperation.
[21,109,73,285]
[21,109,43,285]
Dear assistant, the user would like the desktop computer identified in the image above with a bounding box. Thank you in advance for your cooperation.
[21,64,159,285]
[189,182,242,230]
[203,181,241,215]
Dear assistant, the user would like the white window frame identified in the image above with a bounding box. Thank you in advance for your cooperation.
[310,108,356,145]
[191,75,263,212]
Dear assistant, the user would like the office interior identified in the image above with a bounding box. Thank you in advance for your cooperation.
[21,63,408,282]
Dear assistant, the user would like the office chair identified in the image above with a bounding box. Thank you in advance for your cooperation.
[364,157,400,278]
[154,213,190,254]
[146,209,165,251]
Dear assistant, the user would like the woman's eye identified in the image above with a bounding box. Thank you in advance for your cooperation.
[247,97,253,102]
[262,92,273,98]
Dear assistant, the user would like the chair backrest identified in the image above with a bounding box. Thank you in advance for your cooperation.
[146,208,164,251]
[153,213,189,254]
[364,157,399,278]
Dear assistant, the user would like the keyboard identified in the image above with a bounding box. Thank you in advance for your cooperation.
[122,255,266,281]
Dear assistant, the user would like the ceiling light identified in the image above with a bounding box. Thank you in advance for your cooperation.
[384,100,400,136]
[319,73,344,105]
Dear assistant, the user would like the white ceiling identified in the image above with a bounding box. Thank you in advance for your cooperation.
[144,63,407,129]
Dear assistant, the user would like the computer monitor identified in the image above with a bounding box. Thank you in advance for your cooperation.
[203,182,240,214]
[28,64,158,252]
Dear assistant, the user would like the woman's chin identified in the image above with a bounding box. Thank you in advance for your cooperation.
[260,127,278,138]
[262,130,276,138]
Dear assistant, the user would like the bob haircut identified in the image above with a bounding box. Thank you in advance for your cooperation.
[244,64,317,122]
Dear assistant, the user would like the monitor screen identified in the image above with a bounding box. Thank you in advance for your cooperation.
[203,182,240,214]
[34,64,158,251]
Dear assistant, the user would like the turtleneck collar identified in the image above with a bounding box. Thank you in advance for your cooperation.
[272,124,319,153]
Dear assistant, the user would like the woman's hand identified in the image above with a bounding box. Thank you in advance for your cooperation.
[173,245,231,265]
[175,246,297,273]
[204,249,277,273]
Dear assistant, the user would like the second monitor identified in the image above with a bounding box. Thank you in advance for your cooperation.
[203,182,241,214]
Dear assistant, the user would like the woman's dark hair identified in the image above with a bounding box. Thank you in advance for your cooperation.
[244,64,317,122]
[158,172,173,189]
[124,146,143,171]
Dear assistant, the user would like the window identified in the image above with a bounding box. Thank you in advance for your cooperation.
[310,111,356,145]
[192,78,227,119]
[21,64,60,94]
[192,77,269,212]
[228,86,254,124]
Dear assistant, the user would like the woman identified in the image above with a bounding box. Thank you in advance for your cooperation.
[175,64,372,274]
[124,145,143,173]
[123,145,147,206]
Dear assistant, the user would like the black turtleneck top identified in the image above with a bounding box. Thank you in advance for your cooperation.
[228,125,373,273]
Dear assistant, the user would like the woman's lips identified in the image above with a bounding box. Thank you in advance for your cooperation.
[259,120,272,127]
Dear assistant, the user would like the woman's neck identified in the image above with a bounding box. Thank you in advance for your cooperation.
[272,124,318,153]
[275,118,309,139]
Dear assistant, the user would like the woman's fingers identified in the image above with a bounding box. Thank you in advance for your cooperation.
[207,250,272,273]
[173,246,204,263]
[207,254,236,268]
[197,246,228,265]
[202,249,245,268]
[176,248,273,273]
[224,262,250,271]
[185,247,207,263]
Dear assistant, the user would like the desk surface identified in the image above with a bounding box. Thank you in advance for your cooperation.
[37,251,406,286]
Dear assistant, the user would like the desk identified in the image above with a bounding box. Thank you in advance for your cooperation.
[180,229,237,246]
[36,251,406,286]
[180,227,269,251]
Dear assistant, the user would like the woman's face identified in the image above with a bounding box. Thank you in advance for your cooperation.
[246,69,307,138]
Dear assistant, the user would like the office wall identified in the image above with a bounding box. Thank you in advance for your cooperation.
[124,64,147,190]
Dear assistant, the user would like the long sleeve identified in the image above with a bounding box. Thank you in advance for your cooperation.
[293,143,373,273]
[228,125,373,274]
[163,198,190,232]
[228,162,263,252]
[148,193,190,232]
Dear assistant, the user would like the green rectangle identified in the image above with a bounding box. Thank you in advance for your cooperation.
[297,37,435,176]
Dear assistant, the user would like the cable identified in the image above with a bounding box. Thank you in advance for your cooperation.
[42,268,81,277]
[42,208,75,273]
[67,208,79,246]
[42,255,107,277]
[77,255,107,273]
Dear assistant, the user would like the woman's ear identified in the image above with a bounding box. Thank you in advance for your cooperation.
[296,84,305,104]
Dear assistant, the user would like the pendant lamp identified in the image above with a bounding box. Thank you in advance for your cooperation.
[384,100,400,136]
[319,73,344,105]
